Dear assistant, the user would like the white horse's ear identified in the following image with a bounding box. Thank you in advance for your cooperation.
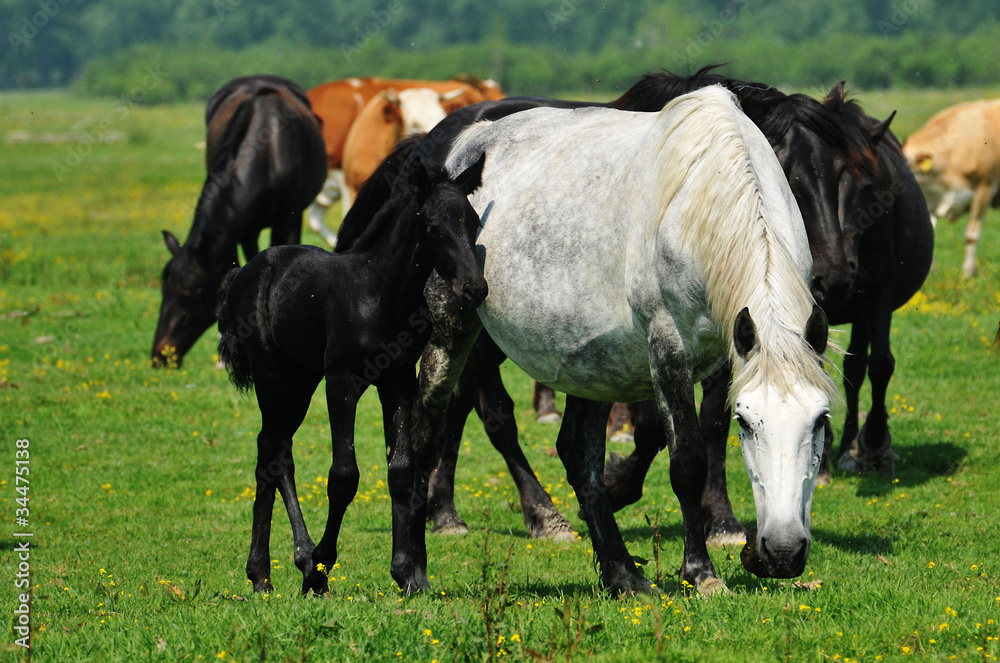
[163,230,181,256]
[804,304,828,354]
[733,307,757,359]
[453,153,486,195]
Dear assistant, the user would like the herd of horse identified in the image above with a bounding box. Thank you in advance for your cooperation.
[149,66,964,596]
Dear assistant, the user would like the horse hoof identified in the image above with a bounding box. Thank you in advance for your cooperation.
[816,467,833,486]
[705,517,746,548]
[697,577,730,596]
[252,579,274,594]
[536,412,562,424]
[530,514,578,542]
[300,570,329,597]
[431,518,469,536]
[837,449,862,473]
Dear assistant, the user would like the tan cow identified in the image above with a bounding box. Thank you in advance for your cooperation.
[901,99,1000,277]
[304,76,504,245]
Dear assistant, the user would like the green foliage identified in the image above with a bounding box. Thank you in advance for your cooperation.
[4,1,1000,95]
[1,88,1000,662]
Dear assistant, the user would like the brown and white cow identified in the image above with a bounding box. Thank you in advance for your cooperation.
[902,99,1000,277]
[305,76,504,245]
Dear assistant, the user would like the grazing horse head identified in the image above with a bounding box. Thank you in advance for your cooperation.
[730,305,833,578]
[404,152,489,308]
[151,231,222,367]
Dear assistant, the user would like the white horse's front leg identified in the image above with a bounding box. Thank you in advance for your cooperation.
[647,313,726,595]
[306,170,344,248]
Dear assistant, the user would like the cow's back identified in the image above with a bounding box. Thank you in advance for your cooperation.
[307,77,505,169]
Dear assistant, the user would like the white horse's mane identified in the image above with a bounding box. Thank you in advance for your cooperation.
[653,87,838,402]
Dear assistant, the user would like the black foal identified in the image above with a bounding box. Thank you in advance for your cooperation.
[217,153,487,595]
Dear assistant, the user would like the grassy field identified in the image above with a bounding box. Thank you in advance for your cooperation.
[1,86,999,662]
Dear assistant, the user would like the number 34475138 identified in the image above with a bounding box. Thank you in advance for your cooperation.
[15,439,29,508]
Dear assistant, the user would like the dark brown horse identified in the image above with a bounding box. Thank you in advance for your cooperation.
[151,75,327,367]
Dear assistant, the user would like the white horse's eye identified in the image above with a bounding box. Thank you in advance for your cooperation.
[734,413,750,431]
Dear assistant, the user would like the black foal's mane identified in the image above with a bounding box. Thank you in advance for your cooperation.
[335,133,427,253]
[611,64,879,177]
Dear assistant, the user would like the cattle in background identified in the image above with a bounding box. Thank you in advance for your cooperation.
[902,98,1000,277]
[341,86,490,215]
[305,76,505,245]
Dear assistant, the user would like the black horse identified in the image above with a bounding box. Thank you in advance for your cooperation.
[217,141,487,596]
[152,75,327,367]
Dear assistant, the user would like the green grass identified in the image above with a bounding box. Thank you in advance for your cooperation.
[1,88,999,663]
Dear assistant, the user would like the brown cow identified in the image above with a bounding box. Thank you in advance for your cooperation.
[902,98,1000,277]
[305,76,504,245]
[340,86,493,214]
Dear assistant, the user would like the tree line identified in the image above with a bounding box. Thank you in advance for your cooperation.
[3,0,998,97]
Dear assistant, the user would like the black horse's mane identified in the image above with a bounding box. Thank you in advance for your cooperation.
[612,65,879,177]
[335,133,428,254]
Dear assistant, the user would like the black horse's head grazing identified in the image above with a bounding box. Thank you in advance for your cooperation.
[151,231,222,367]
[408,153,489,309]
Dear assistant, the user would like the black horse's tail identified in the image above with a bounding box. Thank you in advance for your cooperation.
[217,268,254,392]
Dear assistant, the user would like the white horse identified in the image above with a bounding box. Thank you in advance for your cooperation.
[436,86,837,594]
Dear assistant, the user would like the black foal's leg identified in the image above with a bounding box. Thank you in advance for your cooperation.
[698,363,745,546]
[379,367,432,593]
[603,400,662,512]
[426,373,475,535]
[558,396,651,595]
[533,382,562,423]
[307,372,361,595]
[837,322,870,470]
[849,294,898,473]
[247,375,320,593]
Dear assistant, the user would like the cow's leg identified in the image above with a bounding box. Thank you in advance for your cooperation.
[961,183,993,278]
[247,372,320,594]
[306,169,342,248]
[307,371,361,596]
[533,382,562,423]
[558,396,651,594]
[698,363,745,546]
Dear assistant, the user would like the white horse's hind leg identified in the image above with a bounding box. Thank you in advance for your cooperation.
[306,170,343,248]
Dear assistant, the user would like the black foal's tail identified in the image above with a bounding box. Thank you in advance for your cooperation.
[216,268,254,392]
